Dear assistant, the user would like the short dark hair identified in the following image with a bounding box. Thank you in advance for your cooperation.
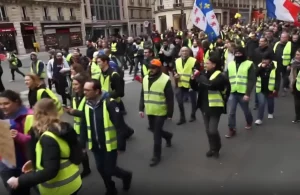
[0,90,22,106]
[97,54,110,64]
[73,74,89,87]
[86,79,102,91]
[296,48,300,53]
[144,48,154,55]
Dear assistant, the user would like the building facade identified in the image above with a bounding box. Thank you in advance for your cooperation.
[127,0,154,37]
[0,0,82,54]
[82,0,127,41]
[154,0,266,33]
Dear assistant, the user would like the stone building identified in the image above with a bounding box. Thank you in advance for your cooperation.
[0,0,82,54]
[154,0,267,33]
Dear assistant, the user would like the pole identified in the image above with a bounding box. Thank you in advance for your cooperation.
[249,0,252,24]
[237,0,240,13]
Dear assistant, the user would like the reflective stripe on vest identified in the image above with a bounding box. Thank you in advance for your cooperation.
[256,61,277,93]
[111,43,117,52]
[228,60,252,94]
[204,49,211,69]
[37,88,63,115]
[177,31,183,36]
[31,60,46,78]
[296,71,300,91]
[188,39,192,48]
[208,70,224,107]
[175,57,196,88]
[91,62,101,79]
[36,131,82,195]
[84,99,118,151]
[24,115,34,135]
[142,73,169,116]
[66,54,72,62]
[72,97,86,135]
[100,72,120,102]
[273,41,292,66]
[142,64,149,77]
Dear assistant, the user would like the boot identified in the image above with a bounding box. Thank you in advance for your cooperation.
[150,145,161,167]
[81,153,91,178]
[189,113,196,122]
[206,134,220,158]
[165,133,173,147]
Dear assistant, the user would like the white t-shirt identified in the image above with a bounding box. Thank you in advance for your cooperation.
[191,46,199,57]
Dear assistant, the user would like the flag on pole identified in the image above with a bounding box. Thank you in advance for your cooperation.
[266,0,300,22]
[191,0,220,42]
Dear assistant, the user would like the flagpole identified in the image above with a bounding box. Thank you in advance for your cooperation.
[249,0,252,23]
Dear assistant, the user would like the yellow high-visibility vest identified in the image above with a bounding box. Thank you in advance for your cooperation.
[72,97,86,134]
[273,41,292,66]
[208,70,224,107]
[296,70,300,91]
[142,64,149,77]
[66,53,72,63]
[91,62,101,79]
[36,131,82,195]
[84,99,118,151]
[256,61,277,93]
[175,57,196,88]
[142,73,169,116]
[111,43,117,52]
[228,60,253,94]
[37,88,63,115]
[31,60,46,78]
[24,115,34,135]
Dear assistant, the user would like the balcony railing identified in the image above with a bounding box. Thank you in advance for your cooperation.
[22,17,30,21]
[57,16,64,21]
[43,16,51,21]
[0,17,9,22]
[70,16,76,20]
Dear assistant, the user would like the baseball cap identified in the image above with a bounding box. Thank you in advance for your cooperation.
[149,59,162,68]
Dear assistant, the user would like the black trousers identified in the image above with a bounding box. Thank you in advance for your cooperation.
[53,79,70,106]
[0,167,30,195]
[0,70,5,92]
[201,112,221,152]
[11,68,25,80]
[148,115,172,158]
[92,147,131,193]
[294,94,300,120]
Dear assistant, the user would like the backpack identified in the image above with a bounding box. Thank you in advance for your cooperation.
[17,58,22,67]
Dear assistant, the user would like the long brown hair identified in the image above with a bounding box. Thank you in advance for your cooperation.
[26,73,41,89]
[33,98,61,135]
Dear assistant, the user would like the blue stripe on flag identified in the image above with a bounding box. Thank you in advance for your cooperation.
[266,0,276,19]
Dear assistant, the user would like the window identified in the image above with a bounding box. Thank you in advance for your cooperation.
[114,0,119,6]
[122,8,125,18]
[107,7,113,19]
[159,0,163,5]
[130,9,133,18]
[21,7,27,18]
[84,5,88,18]
[43,7,48,17]
[139,10,142,19]
[83,0,86,3]
[57,7,62,16]
[140,24,143,33]
[99,6,105,20]
[146,0,149,5]
[91,6,95,17]
[0,6,7,19]
[70,8,74,16]
[147,10,151,18]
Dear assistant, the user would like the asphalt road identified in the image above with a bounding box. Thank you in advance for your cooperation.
[1,54,300,195]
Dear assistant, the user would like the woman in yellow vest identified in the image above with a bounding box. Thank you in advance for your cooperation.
[190,53,230,158]
[65,74,91,178]
[290,48,300,123]
[7,98,82,195]
[0,90,32,195]
[254,53,280,125]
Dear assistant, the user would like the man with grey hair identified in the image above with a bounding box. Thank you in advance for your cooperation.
[174,46,200,125]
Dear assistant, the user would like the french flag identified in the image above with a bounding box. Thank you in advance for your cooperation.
[267,0,300,23]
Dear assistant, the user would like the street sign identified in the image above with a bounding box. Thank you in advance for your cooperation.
[144,21,149,27]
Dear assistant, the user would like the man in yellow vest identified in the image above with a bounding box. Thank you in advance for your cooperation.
[62,47,73,64]
[30,52,46,80]
[97,54,134,145]
[254,53,280,125]
[141,48,154,78]
[273,32,294,96]
[110,37,118,56]
[174,46,200,125]
[81,79,132,195]
[183,32,193,48]
[139,59,173,166]
[225,46,255,138]
[291,48,300,123]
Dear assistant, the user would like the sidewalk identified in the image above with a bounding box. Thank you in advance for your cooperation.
[17,46,87,59]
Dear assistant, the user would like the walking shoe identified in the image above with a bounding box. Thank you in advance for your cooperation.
[122,172,132,191]
[206,150,220,158]
[149,157,161,167]
[245,124,252,130]
[176,119,186,125]
[255,119,262,125]
[166,134,173,147]
[225,128,236,138]
[292,119,300,123]
[189,117,196,122]
[268,114,274,119]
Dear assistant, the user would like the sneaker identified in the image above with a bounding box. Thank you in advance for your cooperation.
[245,124,252,129]
[255,119,262,125]
[292,119,300,123]
[268,114,274,119]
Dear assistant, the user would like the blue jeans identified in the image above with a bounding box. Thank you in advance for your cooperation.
[176,87,197,119]
[256,93,274,120]
[228,93,253,129]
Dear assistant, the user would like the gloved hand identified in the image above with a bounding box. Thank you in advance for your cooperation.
[101,91,110,99]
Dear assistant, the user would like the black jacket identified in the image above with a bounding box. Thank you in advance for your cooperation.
[18,122,78,188]
[80,97,125,151]
[28,84,49,108]
[256,62,281,95]
[191,69,230,116]
[252,46,274,67]
[86,46,97,60]
[245,39,259,60]
[141,57,154,78]
[139,72,174,118]
[101,67,124,98]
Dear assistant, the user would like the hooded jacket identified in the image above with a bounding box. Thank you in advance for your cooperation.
[18,122,79,188]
